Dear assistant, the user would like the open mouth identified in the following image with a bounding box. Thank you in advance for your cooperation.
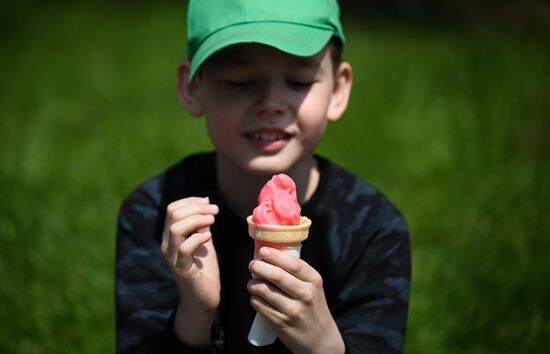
[245,129,293,151]
[246,131,291,142]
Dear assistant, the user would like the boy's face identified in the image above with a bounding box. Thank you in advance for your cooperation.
[184,44,350,175]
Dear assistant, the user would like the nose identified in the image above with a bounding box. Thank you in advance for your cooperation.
[256,79,287,116]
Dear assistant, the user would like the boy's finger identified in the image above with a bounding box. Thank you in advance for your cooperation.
[249,291,290,327]
[249,259,307,300]
[161,198,217,245]
[166,202,219,224]
[174,232,212,275]
[166,197,209,215]
[247,279,294,316]
[162,214,215,265]
[257,247,320,283]
[168,214,215,239]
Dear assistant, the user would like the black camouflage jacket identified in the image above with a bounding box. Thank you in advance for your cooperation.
[116,152,411,354]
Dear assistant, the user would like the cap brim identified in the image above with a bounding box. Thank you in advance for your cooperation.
[189,22,334,80]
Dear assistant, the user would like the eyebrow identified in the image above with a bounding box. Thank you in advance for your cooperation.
[287,57,322,69]
[206,55,250,68]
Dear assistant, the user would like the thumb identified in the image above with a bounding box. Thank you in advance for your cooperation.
[175,232,212,274]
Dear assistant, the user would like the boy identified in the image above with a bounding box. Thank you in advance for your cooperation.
[116,0,411,353]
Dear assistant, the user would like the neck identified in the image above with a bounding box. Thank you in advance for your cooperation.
[216,155,319,219]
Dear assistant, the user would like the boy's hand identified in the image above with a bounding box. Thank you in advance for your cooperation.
[160,197,220,345]
[248,247,345,354]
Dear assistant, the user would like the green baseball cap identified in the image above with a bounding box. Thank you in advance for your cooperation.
[187,0,345,80]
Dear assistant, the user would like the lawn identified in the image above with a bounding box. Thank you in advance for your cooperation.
[1,2,549,353]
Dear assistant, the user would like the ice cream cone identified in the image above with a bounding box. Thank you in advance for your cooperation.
[247,215,311,246]
[247,215,312,346]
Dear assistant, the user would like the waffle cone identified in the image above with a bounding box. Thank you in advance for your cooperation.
[247,215,311,246]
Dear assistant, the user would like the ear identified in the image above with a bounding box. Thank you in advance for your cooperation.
[176,60,204,117]
[327,61,352,122]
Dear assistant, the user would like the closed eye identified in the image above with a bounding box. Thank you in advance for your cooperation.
[222,80,255,88]
[287,80,314,89]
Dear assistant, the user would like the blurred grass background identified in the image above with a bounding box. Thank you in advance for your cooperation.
[1,1,549,353]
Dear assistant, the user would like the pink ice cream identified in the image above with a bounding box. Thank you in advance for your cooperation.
[253,174,301,226]
[248,174,309,346]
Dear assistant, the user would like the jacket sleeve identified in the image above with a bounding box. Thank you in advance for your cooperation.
[333,202,411,354]
[115,188,214,354]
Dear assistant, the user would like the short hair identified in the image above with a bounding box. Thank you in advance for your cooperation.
[328,37,344,73]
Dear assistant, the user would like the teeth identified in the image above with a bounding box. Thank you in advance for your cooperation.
[252,132,286,141]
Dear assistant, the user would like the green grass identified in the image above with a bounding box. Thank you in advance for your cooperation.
[1,2,549,353]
